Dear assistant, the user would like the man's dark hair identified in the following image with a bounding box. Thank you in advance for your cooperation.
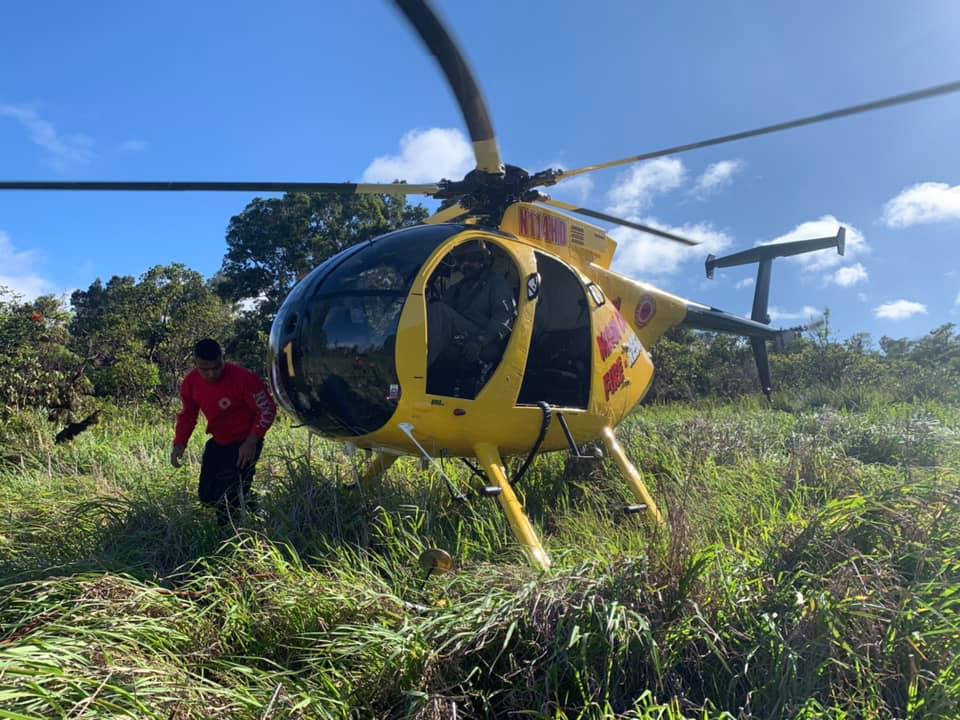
[194,338,223,361]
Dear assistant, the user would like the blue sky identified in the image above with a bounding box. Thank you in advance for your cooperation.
[2,1,960,342]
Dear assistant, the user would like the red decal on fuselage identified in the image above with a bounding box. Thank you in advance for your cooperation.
[596,311,629,361]
[603,357,626,400]
[519,207,568,246]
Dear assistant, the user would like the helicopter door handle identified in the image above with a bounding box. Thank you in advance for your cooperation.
[586,283,605,306]
[526,272,541,301]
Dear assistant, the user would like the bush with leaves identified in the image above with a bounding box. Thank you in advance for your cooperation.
[649,320,960,407]
[0,289,89,421]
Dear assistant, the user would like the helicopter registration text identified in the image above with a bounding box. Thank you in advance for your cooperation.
[518,207,567,247]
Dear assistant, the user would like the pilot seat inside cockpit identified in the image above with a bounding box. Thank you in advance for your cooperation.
[426,240,519,399]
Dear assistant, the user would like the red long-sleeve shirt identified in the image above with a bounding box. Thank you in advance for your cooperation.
[174,362,277,447]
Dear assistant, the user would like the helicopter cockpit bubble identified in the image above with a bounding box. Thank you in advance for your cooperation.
[268,224,464,438]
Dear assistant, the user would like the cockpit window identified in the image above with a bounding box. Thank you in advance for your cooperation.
[269,224,463,437]
[426,240,519,399]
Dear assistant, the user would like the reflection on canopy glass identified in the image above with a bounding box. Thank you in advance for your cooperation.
[269,225,463,437]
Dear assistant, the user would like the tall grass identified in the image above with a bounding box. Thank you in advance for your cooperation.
[0,400,958,718]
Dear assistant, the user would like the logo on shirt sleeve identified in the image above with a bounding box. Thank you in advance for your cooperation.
[218,397,232,409]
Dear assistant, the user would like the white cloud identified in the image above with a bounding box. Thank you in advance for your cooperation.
[857,292,869,303]
[735,277,754,289]
[693,160,743,196]
[760,216,866,273]
[361,127,474,184]
[768,306,821,322]
[547,172,594,206]
[882,182,960,228]
[953,290,960,310]
[0,104,95,169]
[120,139,146,152]
[611,219,732,277]
[874,299,927,321]
[606,158,686,217]
[0,231,54,300]
[601,158,735,276]
[831,263,868,287]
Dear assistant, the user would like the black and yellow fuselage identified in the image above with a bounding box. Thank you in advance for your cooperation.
[269,203,693,568]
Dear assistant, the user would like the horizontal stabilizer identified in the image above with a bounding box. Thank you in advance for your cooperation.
[705,227,845,279]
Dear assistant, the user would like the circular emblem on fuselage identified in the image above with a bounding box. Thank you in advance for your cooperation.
[218,397,231,409]
[635,295,656,328]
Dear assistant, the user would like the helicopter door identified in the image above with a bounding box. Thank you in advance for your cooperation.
[517,252,591,409]
[426,240,519,399]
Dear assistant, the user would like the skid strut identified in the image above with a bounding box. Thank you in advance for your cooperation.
[600,427,664,525]
[474,442,551,571]
[358,452,398,488]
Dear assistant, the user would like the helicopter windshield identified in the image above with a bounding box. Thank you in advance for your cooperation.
[269,224,464,437]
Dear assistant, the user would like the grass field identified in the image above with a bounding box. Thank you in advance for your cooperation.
[1,398,959,718]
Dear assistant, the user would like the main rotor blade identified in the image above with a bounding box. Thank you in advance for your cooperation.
[393,0,503,175]
[539,198,700,246]
[0,180,441,194]
[545,79,960,184]
[425,202,471,224]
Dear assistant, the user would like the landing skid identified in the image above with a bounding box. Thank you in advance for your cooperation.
[354,428,663,572]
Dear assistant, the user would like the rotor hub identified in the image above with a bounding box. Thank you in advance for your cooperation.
[435,164,551,224]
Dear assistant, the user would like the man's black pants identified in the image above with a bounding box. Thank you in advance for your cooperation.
[199,438,263,525]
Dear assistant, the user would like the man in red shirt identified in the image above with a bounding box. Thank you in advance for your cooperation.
[171,338,277,525]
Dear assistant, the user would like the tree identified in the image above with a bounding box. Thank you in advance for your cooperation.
[137,264,236,393]
[70,264,235,398]
[908,323,959,371]
[215,192,427,368]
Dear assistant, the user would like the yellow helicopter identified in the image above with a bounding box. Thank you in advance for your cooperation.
[3,1,960,570]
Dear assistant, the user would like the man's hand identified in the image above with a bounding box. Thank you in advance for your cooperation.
[170,444,186,468]
[237,436,259,469]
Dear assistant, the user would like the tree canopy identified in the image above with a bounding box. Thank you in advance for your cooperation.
[70,264,234,398]
[217,192,427,317]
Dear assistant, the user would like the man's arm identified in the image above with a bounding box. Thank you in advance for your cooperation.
[172,376,198,467]
[245,373,277,439]
[480,277,516,342]
[238,371,277,468]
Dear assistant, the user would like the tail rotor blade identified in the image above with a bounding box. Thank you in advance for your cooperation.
[393,0,503,175]
[538,198,700,246]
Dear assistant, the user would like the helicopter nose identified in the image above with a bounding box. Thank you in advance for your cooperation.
[269,224,463,438]
[269,288,404,438]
